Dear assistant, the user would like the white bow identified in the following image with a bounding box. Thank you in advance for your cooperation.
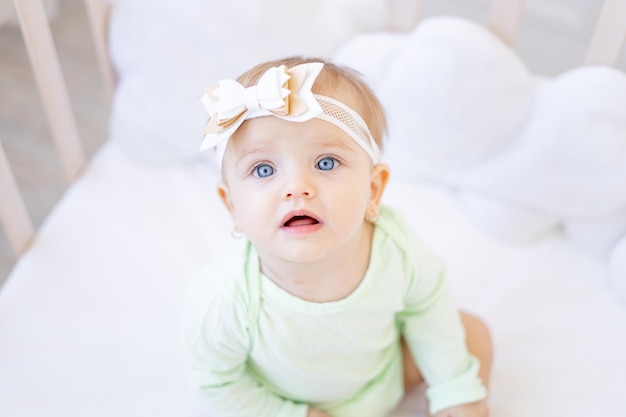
[201,62,324,151]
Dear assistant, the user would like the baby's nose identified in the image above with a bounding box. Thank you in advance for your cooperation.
[282,172,316,200]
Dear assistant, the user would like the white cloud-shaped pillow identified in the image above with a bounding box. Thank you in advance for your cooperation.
[334,16,626,301]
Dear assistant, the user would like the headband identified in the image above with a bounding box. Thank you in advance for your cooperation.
[200,62,381,167]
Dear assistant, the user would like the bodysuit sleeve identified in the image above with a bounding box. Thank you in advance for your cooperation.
[383,208,487,415]
[182,253,309,417]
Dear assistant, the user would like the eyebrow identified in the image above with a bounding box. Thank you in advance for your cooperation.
[232,133,359,167]
[237,143,274,157]
[313,138,356,152]
[232,144,274,168]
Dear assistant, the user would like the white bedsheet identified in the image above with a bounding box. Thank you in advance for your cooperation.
[1,141,625,416]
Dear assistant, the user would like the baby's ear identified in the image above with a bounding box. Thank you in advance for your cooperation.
[369,163,390,208]
[217,181,238,221]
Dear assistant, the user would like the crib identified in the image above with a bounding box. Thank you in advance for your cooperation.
[1,0,625,416]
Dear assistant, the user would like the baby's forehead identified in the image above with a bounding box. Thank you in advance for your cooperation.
[229,117,359,153]
[237,116,349,140]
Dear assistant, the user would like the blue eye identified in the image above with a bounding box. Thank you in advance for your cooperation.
[316,157,338,171]
[253,164,275,178]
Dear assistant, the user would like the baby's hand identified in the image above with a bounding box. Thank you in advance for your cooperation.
[307,407,333,417]
[432,399,489,417]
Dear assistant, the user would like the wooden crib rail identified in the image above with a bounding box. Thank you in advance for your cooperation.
[487,0,625,63]
[389,0,422,32]
[85,0,115,101]
[0,0,109,256]
[1,0,86,256]
[585,0,626,66]
[12,0,86,182]
[488,0,525,46]
[0,143,34,256]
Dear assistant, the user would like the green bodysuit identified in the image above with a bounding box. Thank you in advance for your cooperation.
[183,205,486,417]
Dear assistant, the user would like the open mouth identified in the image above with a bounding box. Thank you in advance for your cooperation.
[283,215,320,228]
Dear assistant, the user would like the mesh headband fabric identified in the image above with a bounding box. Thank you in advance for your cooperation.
[314,95,381,164]
[215,94,381,166]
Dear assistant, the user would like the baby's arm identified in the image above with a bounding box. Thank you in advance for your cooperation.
[307,408,333,417]
[183,268,309,417]
[399,243,487,415]
[187,351,309,417]
[432,399,489,417]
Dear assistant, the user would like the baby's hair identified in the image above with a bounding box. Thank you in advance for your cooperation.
[236,56,387,150]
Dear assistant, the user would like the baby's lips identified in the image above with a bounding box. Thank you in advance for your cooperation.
[280,209,322,227]
[284,215,319,227]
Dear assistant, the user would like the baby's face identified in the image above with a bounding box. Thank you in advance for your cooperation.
[217,115,387,264]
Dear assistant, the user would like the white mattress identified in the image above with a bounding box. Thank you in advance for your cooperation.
[1,141,625,416]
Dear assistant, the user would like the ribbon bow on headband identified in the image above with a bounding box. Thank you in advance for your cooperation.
[200,62,381,166]
[201,62,324,151]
